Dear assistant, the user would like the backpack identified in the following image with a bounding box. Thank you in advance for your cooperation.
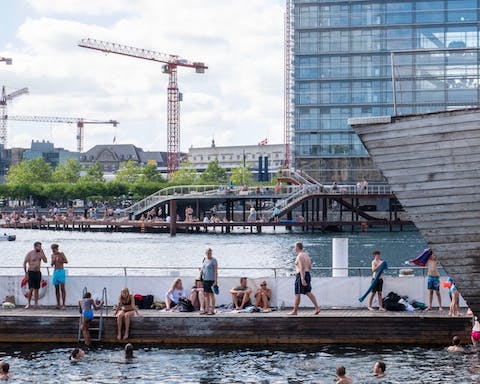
[177,297,195,312]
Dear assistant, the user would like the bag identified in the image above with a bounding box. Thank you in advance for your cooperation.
[382,291,405,311]
[134,294,144,308]
[177,297,194,312]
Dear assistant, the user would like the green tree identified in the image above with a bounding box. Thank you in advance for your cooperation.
[140,162,164,183]
[168,160,198,185]
[7,158,52,184]
[198,160,226,185]
[81,162,104,183]
[115,160,141,184]
[52,158,82,183]
[230,165,253,185]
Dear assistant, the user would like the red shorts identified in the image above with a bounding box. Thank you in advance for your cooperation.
[471,331,480,341]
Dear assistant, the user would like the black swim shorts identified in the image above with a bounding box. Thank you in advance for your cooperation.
[203,280,214,294]
[295,271,312,295]
[28,270,42,290]
[371,278,383,293]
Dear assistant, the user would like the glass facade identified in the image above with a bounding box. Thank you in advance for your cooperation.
[293,0,480,181]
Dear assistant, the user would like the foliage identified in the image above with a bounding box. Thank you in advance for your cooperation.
[230,165,253,186]
[140,162,164,183]
[52,159,82,183]
[198,160,226,185]
[7,158,52,184]
[115,160,141,184]
[168,160,198,185]
[82,162,104,182]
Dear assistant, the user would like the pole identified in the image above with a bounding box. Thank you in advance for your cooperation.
[390,52,398,117]
[169,200,177,237]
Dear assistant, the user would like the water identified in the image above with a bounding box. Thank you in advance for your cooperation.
[0,343,477,383]
[1,228,426,275]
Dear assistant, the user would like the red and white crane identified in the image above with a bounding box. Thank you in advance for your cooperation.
[1,115,119,153]
[0,86,29,146]
[78,38,208,174]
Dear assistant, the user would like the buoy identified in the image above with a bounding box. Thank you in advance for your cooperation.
[21,276,48,299]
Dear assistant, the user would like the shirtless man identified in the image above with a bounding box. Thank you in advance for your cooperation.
[288,242,320,315]
[23,241,47,308]
[51,243,68,309]
[373,361,386,378]
[368,250,385,311]
[426,253,442,311]
[447,336,465,352]
[336,365,353,384]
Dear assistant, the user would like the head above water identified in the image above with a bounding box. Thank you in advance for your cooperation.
[125,343,134,358]
[1,362,9,373]
[453,336,461,346]
[373,361,386,375]
[336,365,346,377]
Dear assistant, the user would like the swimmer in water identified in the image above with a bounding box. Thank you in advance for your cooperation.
[447,336,465,352]
[373,361,386,378]
[0,362,10,380]
[124,343,135,359]
[70,348,85,362]
[336,365,353,383]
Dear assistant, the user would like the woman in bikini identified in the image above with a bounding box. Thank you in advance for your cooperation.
[114,288,137,340]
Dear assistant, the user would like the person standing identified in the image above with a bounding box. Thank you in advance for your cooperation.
[425,253,442,311]
[368,250,386,311]
[288,242,320,315]
[51,243,68,309]
[201,247,218,315]
[23,241,47,309]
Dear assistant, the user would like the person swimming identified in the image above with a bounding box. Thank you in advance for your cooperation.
[70,348,85,362]
[124,343,135,359]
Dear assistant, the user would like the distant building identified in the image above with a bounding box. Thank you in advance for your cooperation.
[23,140,79,168]
[187,141,285,180]
[80,144,168,173]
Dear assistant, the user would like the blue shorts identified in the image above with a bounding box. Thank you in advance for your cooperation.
[295,272,312,295]
[52,269,66,286]
[427,275,440,291]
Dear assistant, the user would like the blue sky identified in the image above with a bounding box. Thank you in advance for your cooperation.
[0,0,285,152]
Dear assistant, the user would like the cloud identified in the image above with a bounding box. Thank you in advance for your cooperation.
[2,0,285,152]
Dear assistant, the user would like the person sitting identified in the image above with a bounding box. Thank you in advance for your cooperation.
[230,277,252,310]
[373,361,386,378]
[189,279,205,312]
[336,365,353,384]
[70,348,85,362]
[255,281,272,310]
[114,288,138,341]
[447,336,465,352]
[165,278,188,310]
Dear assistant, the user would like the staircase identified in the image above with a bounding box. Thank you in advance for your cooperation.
[78,287,108,343]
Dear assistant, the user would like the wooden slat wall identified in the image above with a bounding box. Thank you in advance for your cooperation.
[351,108,480,314]
[0,315,470,345]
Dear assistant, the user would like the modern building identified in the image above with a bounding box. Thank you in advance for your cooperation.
[292,0,480,182]
[23,140,79,168]
[81,144,168,173]
[187,141,285,180]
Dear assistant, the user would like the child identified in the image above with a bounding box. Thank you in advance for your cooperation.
[78,292,102,346]
[426,253,442,311]
[447,278,460,317]
[0,362,10,380]
[368,250,386,311]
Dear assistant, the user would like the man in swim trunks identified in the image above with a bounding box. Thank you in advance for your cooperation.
[368,250,385,311]
[426,253,442,311]
[51,243,68,309]
[288,241,320,315]
[23,241,47,309]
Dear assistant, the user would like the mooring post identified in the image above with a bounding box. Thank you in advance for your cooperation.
[170,200,177,237]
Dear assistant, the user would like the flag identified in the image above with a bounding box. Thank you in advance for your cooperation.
[259,138,268,146]
[405,248,432,266]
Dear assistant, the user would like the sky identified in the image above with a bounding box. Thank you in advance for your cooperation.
[0,0,285,153]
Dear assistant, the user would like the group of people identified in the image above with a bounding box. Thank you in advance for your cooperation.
[335,361,386,383]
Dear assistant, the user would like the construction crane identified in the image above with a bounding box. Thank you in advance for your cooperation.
[0,86,29,146]
[0,57,12,65]
[1,115,119,153]
[78,38,208,174]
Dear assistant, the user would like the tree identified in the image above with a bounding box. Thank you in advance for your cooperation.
[140,162,164,183]
[52,158,82,183]
[81,162,104,182]
[230,165,253,185]
[7,158,52,184]
[115,160,141,184]
[168,160,198,185]
[198,160,226,185]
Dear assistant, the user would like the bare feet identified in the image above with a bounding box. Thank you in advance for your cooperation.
[313,308,320,315]
[425,307,431,311]
[287,311,297,315]
[379,307,386,312]
[367,306,374,311]
[55,305,60,309]
[61,306,66,310]
[438,307,443,311]
[123,333,129,340]
[117,334,122,341]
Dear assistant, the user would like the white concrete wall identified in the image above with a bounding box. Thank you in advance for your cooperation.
[0,274,466,309]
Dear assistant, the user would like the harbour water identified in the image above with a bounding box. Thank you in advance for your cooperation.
[0,343,477,383]
[1,228,426,274]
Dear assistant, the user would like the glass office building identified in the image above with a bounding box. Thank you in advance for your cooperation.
[293,0,480,181]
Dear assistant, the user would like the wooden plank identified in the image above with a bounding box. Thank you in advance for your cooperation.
[385,170,480,184]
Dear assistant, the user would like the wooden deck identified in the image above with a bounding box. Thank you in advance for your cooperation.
[0,307,471,345]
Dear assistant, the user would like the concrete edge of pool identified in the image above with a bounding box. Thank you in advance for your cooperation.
[0,307,472,345]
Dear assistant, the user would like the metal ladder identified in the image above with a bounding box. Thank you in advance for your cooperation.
[77,287,108,343]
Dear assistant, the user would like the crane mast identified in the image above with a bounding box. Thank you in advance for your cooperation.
[78,38,207,174]
[0,86,29,146]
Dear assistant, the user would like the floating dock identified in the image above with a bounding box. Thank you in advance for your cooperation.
[0,307,471,345]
